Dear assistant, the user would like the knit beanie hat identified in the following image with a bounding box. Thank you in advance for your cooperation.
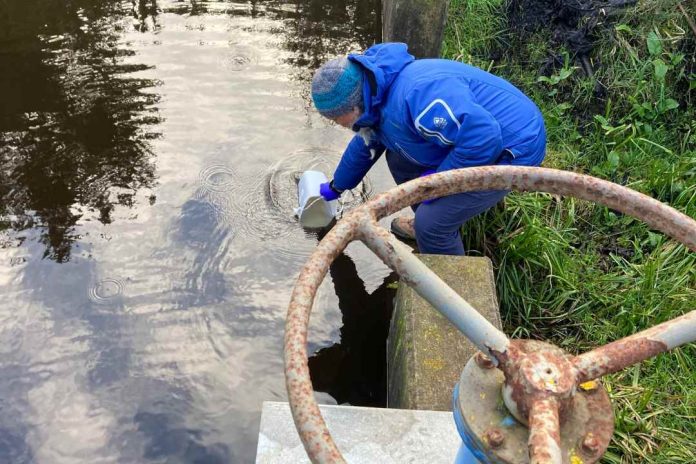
[311,57,364,119]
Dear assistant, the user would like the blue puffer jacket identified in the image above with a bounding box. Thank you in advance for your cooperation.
[331,43,546,191]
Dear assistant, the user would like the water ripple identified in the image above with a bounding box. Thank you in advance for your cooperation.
[222,54,252,72]
[215,148,372,266]
[88,278,125,306]
[233,176,295,241]
[198,164,238,194]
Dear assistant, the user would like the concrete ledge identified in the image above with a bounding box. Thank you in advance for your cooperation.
[387,255,502,411]
[255,401,460,463]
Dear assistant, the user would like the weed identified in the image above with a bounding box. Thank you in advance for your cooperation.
[445,0,695,461]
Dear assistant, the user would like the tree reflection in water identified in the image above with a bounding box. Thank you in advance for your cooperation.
[0,0,161,262]
[0,0,380,262]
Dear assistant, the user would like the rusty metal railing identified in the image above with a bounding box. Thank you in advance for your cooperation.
[284,166,696,463]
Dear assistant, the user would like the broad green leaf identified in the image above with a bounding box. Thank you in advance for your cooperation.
[559,67,575,80]
[653,59,668,81]
[647,31,661,55]
[671,53,684,66]
[663,99,679,110]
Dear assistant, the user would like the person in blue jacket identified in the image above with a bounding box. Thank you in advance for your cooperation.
[311,42,546,255]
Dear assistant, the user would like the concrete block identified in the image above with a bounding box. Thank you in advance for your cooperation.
[255,401,460,463]
[387,255,502,411]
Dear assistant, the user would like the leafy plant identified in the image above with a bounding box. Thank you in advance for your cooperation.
[444,0,696,461]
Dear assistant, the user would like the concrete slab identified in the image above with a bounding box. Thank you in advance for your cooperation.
[387,255,502,411]
[255,401,460,463]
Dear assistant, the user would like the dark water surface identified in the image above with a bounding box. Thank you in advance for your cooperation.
[0,1,398,462]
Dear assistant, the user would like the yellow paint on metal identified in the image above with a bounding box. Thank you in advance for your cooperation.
[569,448,584,464]
[579,380,598,391]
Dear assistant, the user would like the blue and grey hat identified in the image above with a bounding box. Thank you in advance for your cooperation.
[311,57,364,119]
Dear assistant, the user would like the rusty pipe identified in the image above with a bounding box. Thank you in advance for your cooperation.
[573,310,696,383]
[284,217,360,464]
[365,167,696,252]
[528,397,562,464]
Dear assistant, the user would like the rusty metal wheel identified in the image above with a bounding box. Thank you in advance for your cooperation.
[284,166,696,463]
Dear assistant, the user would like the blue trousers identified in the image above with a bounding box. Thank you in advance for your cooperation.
[386,150,509,256]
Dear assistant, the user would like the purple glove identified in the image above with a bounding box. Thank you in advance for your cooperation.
[319,181,341,201]
[420,170,437,204]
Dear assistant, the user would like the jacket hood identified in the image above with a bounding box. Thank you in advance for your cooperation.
[348,42,415,129]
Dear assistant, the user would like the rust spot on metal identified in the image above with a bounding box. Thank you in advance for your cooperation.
[475,351,495,369]
[574,337,668,382]
[484,428,505,448]
[581,432,600,454]
[498,340,577,425]
[528,397,562,464]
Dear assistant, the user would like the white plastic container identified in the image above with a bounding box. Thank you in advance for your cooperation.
[294,170,338,228]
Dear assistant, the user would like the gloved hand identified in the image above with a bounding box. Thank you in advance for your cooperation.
[420,170,437,205]
[319,181,342,201]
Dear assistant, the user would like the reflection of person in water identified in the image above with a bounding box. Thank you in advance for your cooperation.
[308,228,397,407]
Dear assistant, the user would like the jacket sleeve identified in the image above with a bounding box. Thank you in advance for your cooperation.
[332,134,385,191]
[405,78,502,172]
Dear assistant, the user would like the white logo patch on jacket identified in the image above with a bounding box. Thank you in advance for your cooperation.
[433,116,448,129]
[414,99,460,146]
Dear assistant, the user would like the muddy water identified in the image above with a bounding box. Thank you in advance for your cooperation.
[0,1,398,462]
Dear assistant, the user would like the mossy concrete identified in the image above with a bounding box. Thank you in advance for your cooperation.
[387,255,502,411]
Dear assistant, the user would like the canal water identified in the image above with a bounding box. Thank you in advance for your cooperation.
[0,1,399,462]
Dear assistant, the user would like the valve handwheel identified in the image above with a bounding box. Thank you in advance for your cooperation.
[284,166,696,463]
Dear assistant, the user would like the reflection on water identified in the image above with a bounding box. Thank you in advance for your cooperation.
[0,0,388,462]
[309,228,397,407]
[0,0,160,262]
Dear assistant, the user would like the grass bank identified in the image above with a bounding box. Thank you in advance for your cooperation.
[443,0,695,462]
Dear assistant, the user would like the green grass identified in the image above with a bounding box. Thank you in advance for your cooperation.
[444,0,696,462]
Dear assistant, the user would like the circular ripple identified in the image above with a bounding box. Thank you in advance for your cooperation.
[270,228,325,265]
[88,278,125,305]
[226,148,373,264]
[267,153,332,214]
[219,45,256,72]
[225,54,251,71]
[233,175,296,241]
[198,165,238,194]
[267,148,373,214]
